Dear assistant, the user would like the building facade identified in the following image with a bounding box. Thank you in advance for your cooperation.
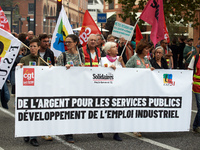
[88,0,103,21]
[4,0,88,35]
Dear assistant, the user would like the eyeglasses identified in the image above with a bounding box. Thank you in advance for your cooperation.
[65,41,73,44]
[42,40,49,43]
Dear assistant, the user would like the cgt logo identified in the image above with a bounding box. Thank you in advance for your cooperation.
[23,68,35,86]
[163,74,175,86]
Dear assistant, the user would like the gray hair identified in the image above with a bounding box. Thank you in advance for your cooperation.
[155,46,164,54]
[102,42,116,54]
[88,34,97,41]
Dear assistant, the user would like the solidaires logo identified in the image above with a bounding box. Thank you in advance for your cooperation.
[93,73,114,84]
[163,74,175,86]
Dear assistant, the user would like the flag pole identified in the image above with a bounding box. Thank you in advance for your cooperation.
[120,18,140,57]
[39,57,50,66]
[20,42,30,50]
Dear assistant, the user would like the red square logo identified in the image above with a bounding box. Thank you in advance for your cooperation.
[23,68,35,86]
[137,60,141,65]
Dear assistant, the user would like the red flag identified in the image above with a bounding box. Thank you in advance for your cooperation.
[79,10,101,47]
[140,0,164,46]
[163,16,170,43]
[136,24,143,45]
[0,7,11,33]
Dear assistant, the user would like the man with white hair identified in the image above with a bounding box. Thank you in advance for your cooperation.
[80,34,101,67]
[24,31,34,47]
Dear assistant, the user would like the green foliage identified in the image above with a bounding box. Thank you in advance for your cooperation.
[105,0,200,27]
[0,0,13,7]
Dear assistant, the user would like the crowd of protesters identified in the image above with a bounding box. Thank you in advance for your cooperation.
[1,30,200,146]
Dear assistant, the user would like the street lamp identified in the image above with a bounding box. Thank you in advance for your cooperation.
[56,0,62,21]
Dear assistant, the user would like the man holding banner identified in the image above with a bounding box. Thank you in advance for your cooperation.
[81,34,101,67]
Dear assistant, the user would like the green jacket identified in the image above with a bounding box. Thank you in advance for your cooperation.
[126,54,152,68]
[183,45,197,64]
[20,54,47,66]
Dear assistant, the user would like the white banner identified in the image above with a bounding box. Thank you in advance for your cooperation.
[0,28,20,89]
[15,67,193,137]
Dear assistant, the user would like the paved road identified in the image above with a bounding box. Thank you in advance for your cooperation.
[0,83,200,150]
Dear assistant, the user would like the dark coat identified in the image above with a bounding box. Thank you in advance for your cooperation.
[150,57,168,69]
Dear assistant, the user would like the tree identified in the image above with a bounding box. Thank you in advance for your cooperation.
[105,0,200,27]
[0,0,13,7]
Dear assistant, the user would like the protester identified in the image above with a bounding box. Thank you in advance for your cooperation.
[10,45,26,96]
[178,36,186,69]
[24,31,34,47]
[160,39,173,69]
[56,34,84,143]
[0,83,10,109]
[17,38,49,147]
[188,54,200,133]
[97,41,125,141]
[126,40,154,137]
[81,34,101,67]
[36,34,55,143]
[107,34,115,42]
[48,34,52,48]
[150,46,168,69]
[38,34,55,66]
[12,32,18,38]
[183,38,197,69]
[195,37,200,54]
[96,34,106,57]
[126,40,154,70]
[169,38,179,69]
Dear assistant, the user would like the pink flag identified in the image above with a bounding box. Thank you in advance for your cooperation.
[140,0,164,46]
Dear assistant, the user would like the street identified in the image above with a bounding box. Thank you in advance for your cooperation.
[0,83,200,150]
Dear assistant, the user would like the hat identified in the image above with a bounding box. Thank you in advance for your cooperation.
[187,38,193,42]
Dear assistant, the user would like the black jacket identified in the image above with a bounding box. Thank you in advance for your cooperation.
[150,57,168,69]
[39,48,55,66]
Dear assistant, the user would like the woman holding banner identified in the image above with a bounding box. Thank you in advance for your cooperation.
[56,34,84,143]
[126,40,154,70]
[97,41,125,141]
[126,40,154,137]
[56,34,84,68]
[17,38,49,147]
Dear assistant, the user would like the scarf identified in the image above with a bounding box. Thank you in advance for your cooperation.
[106,55,117,62]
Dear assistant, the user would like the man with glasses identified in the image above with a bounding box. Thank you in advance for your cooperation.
[39,34,55,66]
[160,39,173,69]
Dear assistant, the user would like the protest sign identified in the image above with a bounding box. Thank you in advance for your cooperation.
[15,67,192,137]
[112,21,134,41]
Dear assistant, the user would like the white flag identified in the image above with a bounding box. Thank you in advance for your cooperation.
[0,28,21,89]
[51,6,74,57]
